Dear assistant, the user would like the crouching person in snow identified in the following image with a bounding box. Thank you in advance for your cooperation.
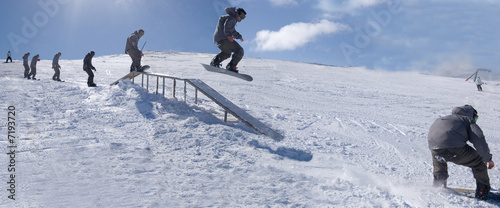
[28,54,40,80]
[83,51,97,87]
[210,7,246,73]
[52,52,62,81]
[427,105,494,200]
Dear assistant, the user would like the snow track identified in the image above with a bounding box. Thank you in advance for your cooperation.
[1,52,499,207]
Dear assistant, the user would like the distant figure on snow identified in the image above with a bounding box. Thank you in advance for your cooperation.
[210,7,247,73]
[83,51,97,87]
[475,77,483,91]
[427,105,494,200]
[52,52,62,81]
[22,52,30,78]
[125,29,145,72]
[28,54,39,80]
[5,51,12,63]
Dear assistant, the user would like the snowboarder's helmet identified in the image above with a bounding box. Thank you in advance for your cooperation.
[237,8,246,19]
[139,29,144,35]
[90,51,95,55]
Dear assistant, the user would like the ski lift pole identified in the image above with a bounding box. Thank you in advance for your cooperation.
[465,70,478,81]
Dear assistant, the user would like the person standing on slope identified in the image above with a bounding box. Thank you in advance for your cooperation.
[52,52,62,81]
[28,54,39,80]
[6,51,12,63]
[427,105,494,200]
[83,51,97,87]
[475,77,483,91]
[125,29,145,72]
[22,52,30,78]
[210,7,246,73]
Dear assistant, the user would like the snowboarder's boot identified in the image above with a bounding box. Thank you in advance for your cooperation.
[137,65,145,72]
[226,62,238,73]
[88,83,97,87]
[433,179,447,188]
[210,56,222,68]
[475,184,490,200]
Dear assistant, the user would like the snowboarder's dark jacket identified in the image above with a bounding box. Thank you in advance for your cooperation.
[23,53,30,66]
[52,53,61,69]
[125,31,141,54]
[83,53,95,70]
[30,55,39,69]
[427,105,492,162]
[213,7,242,43]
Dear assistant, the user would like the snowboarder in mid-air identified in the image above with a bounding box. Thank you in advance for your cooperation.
[210,7,246,73]
[83,51,97,87]
[125,29,145,72]
[427,105,494,200]
[22,52,30,78]
[52,52,62,81]
[27,54,39,80]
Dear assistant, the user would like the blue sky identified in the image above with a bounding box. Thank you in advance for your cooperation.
[2,0,499,78]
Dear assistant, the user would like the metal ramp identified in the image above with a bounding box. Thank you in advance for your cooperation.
[186,79,284,141]
[111,72,284,141]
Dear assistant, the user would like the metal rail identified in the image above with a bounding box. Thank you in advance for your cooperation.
[126,72,284,141]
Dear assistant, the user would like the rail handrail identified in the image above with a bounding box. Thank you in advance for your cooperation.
[116,72,284,141]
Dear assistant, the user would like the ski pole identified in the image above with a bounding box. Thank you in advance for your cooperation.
[141,41,147,52]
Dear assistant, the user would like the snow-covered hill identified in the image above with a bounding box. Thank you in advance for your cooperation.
[1,51,499,207]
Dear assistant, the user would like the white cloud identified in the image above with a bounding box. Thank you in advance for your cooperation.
[255,19,350,51]
[269,0,299,6]
[317,0,388,15]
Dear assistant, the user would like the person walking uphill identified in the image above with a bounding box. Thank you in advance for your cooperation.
[28,54,39,80]
[427,105,494,200]
[83,51,97,87]
[22,52,30,78]
[52,52,62,81]
[210,7,247,73]
[125,29,145,72]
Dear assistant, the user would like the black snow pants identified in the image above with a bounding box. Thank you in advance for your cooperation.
[432,145,490,189]
[24,64,30,78]
[127,50,142,71]
[215,39,244,67]
[84,68,94,86]
[28,66,37,79]
[53,66,61,80]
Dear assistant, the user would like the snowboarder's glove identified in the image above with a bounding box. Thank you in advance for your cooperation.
[486,161,495,169]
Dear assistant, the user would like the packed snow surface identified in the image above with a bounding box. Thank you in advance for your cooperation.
[1,51,500,207]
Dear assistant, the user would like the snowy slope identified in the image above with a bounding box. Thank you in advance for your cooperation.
[1,51,499,207]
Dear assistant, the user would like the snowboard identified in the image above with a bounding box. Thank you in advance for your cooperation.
[139,65,150,71]
[448,187,500,202]
[110,65,151,86]
[201,63,253,82]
